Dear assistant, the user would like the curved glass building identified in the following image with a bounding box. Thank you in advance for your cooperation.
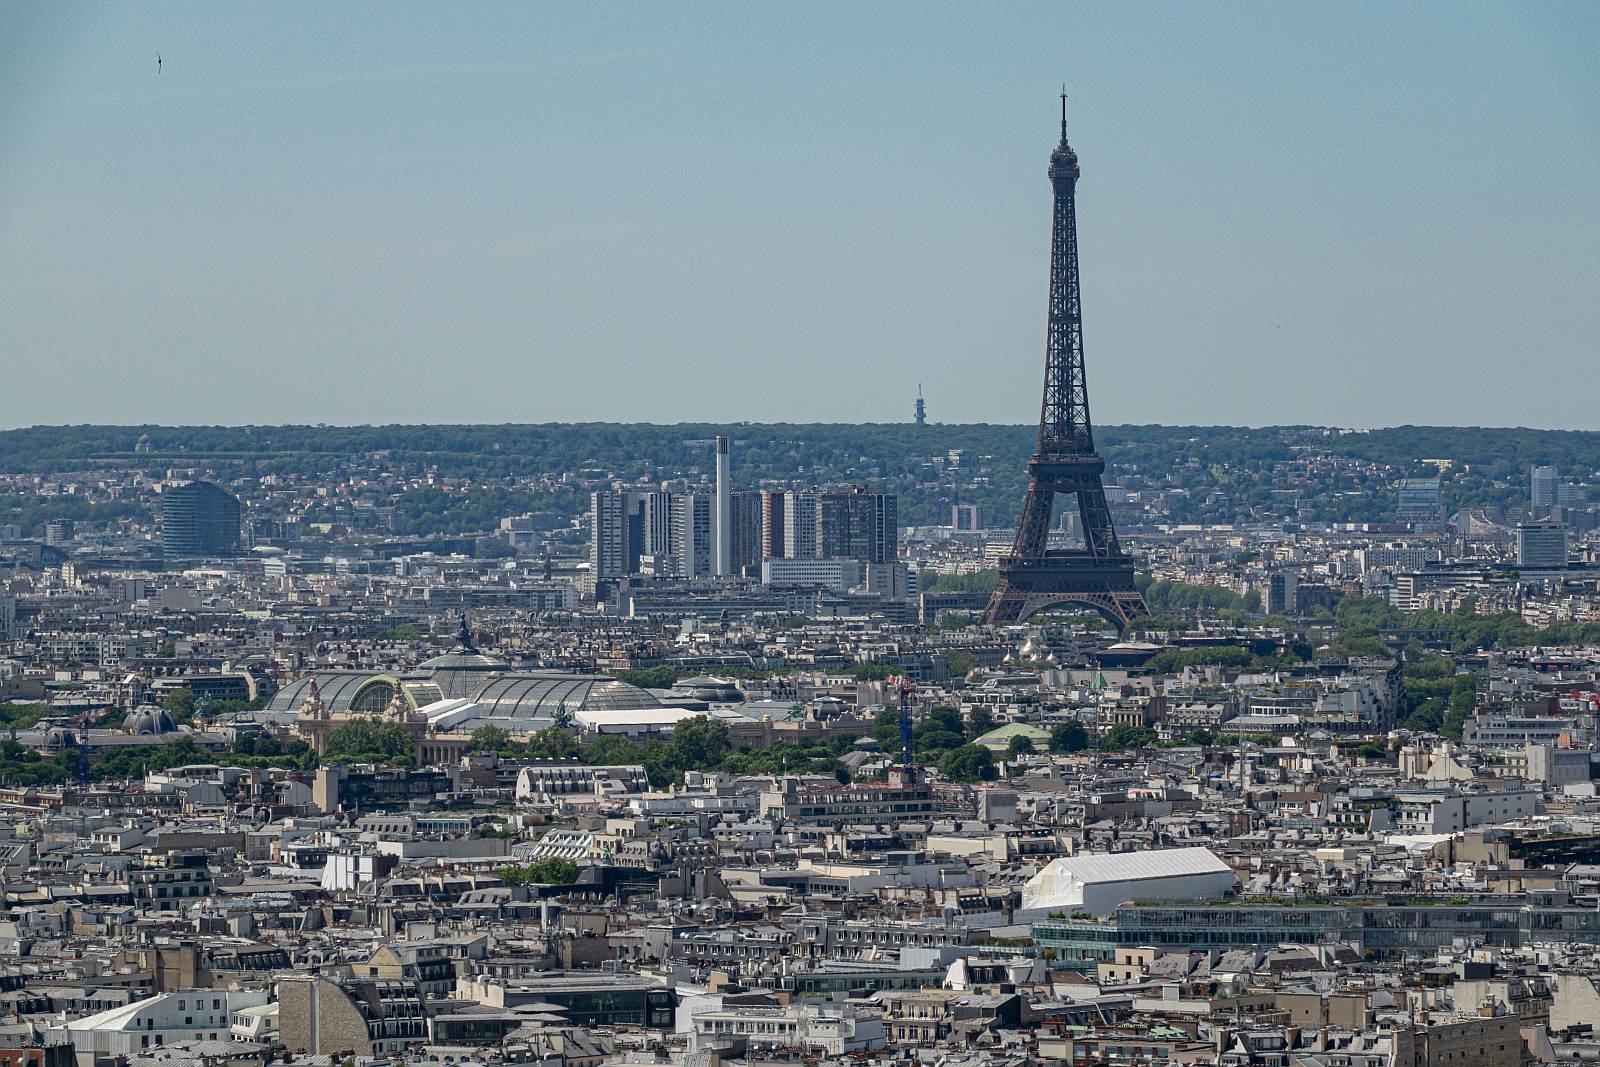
[268,667,662,733]
[161,480,242,558]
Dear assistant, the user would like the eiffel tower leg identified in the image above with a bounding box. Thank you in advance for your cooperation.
[1013,487,1054,559]
[1102,590,1149,630]
[1078,483,1121,559]
[985,578,1149,631]
[982,582,1027,624]
[984,486,1053,624]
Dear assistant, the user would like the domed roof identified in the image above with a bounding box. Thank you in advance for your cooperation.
[266,671,378,714]
[418,616,507,673]
[419,651,507,670]
[466,673,661,723]
[669,676,744,702]
[44,727,78,749]
[423,657,510,701]
[124,706,177,735]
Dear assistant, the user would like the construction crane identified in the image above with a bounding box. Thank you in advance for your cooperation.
[888,674,915,770]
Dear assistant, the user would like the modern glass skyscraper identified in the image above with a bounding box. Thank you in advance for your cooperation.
[161,480,241,558]
[816,487,897,565]
[1530,465,1559,514]
[673,493,714,577]
[1516,520,1569,569]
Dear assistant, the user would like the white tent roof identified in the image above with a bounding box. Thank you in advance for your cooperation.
[1021,846,1235,912]
[1038,846,1231,885]
[575,707,706,728]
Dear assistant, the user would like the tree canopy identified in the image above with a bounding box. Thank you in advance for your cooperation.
[1049,722,1090,753]
[498,858,579,886]
[323,718,415,767]
[938,744,997,782]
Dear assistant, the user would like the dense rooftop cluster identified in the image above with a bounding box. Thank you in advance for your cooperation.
[1,428,1600,1067]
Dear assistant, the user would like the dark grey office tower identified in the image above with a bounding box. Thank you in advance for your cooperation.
[817,487,897,564]
[161,480,242,558]
[728,491,764,576]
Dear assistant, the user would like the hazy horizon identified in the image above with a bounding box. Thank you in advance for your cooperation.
[3,4,1597,430]
[10,420,1600,435]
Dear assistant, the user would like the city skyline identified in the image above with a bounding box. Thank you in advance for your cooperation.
[2,4,1597,430]
[10,8,1600,1058]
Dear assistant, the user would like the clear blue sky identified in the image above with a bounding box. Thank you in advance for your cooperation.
[2,3,1597,430]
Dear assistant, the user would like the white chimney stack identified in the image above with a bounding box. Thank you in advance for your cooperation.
[714,435,731,576]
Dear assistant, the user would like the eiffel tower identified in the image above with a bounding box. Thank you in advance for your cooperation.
[983,93,1148,630]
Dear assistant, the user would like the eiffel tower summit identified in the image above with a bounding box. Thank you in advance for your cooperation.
[983,93,1150,630]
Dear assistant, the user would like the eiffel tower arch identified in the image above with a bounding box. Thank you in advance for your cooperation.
[983,94,1148,631]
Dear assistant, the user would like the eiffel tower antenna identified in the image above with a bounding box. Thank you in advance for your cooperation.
[983,94,1148,630]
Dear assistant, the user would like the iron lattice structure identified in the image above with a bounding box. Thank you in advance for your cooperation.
[983,96,1149,631]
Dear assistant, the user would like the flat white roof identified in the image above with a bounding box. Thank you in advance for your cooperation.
[422,698,479,728]
[1045,846,1231,885]
[575,708,706,726]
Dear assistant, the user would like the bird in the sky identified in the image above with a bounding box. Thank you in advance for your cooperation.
[156,52,162,74]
